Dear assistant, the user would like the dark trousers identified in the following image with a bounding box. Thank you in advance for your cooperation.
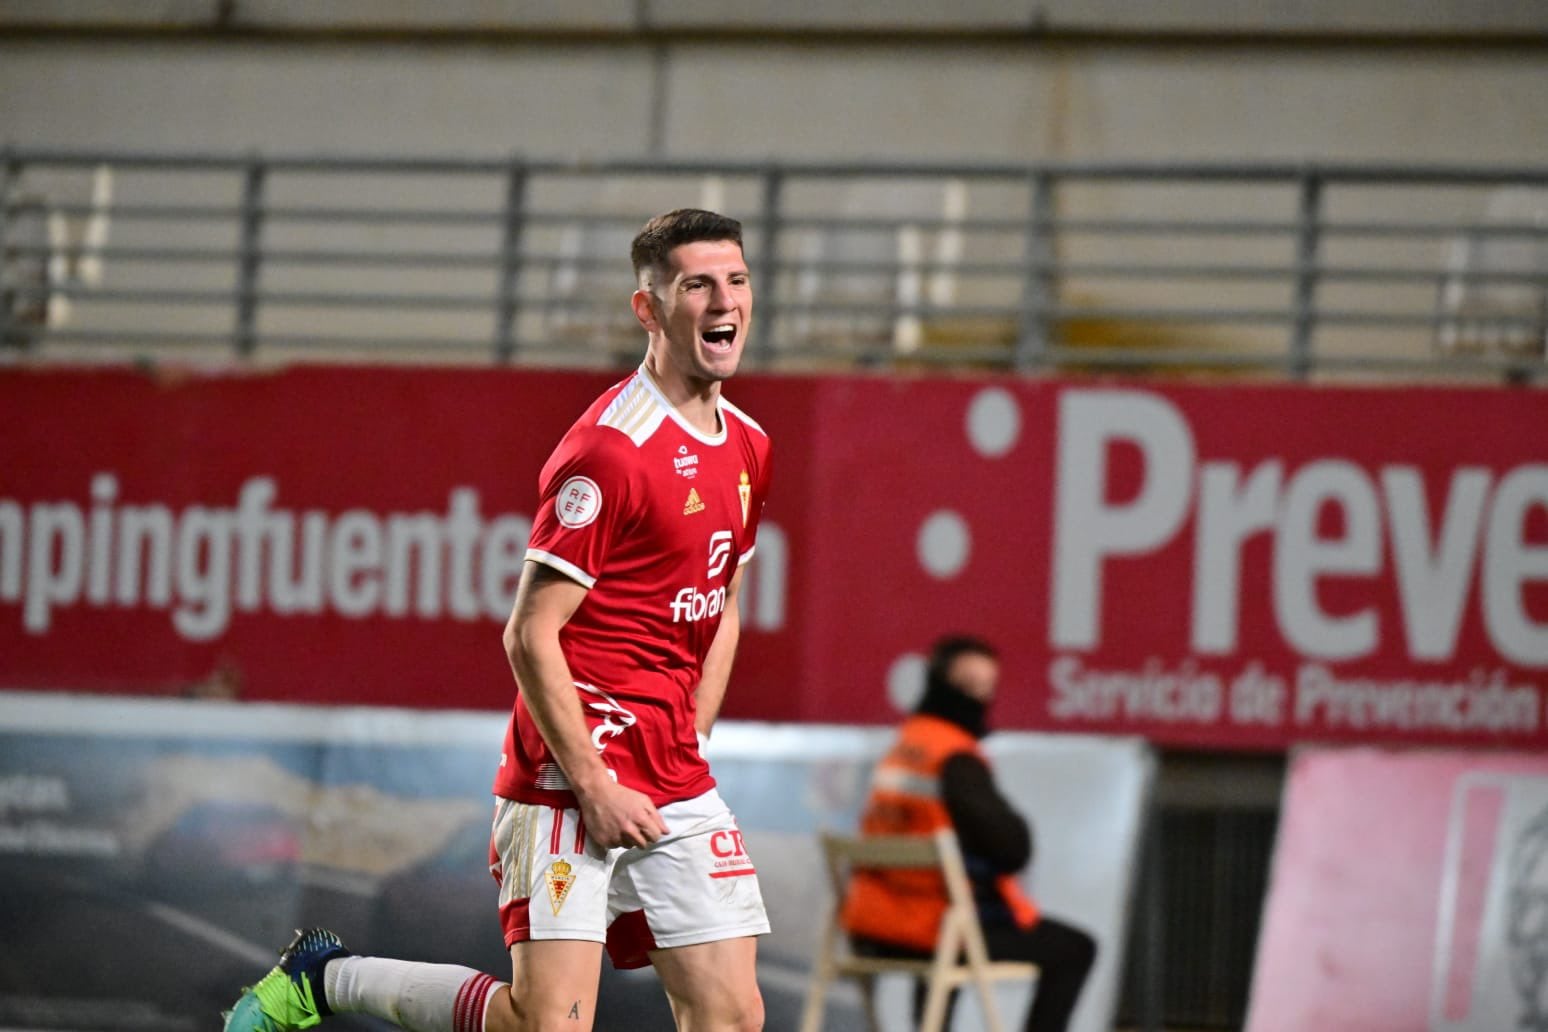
[853,916,1097,1032]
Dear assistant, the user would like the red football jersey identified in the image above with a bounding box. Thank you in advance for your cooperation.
[494,367,773,808]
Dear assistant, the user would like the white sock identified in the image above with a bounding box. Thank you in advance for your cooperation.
[323,956,502,1032]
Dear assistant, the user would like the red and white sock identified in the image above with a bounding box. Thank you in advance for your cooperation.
[324,957,502,1032]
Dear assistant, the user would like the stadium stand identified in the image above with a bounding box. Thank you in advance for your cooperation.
[4,152,1546,383]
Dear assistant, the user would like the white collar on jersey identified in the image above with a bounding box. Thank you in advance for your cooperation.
[636,364,728,446]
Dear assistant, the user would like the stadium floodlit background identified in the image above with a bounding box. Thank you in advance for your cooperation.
[2,4,1547,1032]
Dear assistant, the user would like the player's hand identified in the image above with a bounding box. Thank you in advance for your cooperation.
[577,779,669,849]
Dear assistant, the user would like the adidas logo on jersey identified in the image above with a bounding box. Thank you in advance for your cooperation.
[683,488,705,515]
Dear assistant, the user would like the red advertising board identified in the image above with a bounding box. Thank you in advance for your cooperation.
[1,365,1544,749]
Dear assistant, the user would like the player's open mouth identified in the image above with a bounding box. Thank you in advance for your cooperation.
[701,324,737,352]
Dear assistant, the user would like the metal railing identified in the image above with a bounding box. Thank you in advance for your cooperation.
[2,148,1546,381]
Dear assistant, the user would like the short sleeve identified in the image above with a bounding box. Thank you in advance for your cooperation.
[525,428,636,588]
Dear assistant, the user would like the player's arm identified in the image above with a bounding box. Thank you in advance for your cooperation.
[693,563,746,738]
[504,560,668,848]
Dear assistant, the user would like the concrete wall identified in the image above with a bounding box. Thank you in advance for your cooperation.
[3,36,1548,164]
[4,0,1548,35]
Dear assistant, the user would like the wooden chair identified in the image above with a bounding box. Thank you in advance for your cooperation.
[800,829,1039,1032]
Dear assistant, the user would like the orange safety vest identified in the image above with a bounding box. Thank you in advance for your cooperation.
[841,714,1039,951]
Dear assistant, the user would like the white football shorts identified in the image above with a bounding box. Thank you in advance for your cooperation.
[488,787,770,969]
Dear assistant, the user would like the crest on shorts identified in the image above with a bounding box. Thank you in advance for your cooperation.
[545,859,576,915]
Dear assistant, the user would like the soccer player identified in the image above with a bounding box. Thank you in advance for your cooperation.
[224,208,773,1032]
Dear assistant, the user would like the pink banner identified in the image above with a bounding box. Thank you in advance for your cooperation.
[1,366,1544,748]
[1246,747,1548,1032]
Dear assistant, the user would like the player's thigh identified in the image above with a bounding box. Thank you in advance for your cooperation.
[649,935,763,1028]
[485,939,605,1032]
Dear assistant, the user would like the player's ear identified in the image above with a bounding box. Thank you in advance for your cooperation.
[631,288,661,332]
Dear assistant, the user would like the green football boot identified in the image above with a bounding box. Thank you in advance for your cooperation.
[222,928,351,1032]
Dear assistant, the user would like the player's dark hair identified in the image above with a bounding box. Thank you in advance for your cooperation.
[925,634,999,695]
[630,208,744,281]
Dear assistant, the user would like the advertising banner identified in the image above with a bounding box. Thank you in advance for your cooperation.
[0,692,1150,1032]
[1,366,1545,749]
[1246,746,1548,1032]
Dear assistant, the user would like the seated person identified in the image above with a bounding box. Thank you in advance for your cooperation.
[842,635,1097,1032]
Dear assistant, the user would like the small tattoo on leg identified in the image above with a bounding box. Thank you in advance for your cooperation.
[569,1001,581,1019]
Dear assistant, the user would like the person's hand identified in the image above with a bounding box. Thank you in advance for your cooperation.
[576,778,669,849]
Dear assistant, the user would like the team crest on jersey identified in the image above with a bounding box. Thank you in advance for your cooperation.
[683,488,705,515]
[545,859,576,915]
[738,471,751,527]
